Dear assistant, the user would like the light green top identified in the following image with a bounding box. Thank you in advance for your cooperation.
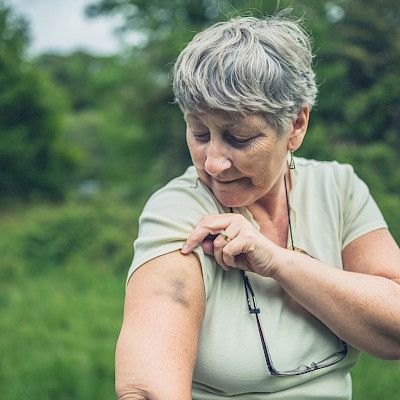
[128,157,388,399]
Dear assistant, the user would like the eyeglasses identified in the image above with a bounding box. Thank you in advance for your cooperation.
[241,269,348,376]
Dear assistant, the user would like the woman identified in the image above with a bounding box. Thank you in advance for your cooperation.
[115,14,400,400]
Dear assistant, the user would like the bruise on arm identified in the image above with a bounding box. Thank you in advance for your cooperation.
[151,268,193,308]
[170,277,190,307]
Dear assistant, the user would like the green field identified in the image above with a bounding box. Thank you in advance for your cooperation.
[1,201,399,399]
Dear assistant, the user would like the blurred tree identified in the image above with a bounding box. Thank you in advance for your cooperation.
[85,0,399,200]
[84,0,287,192]
[308,0,400,203]
[37,52,127,112]
[37,51,153,196]
[0,3,75,202]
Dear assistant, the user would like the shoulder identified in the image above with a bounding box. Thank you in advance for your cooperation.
[294,157,357,202]
[294,157,387,249]
[131,167,222,296]
[295,157,354,183]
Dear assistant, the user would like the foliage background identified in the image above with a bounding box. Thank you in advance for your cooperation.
[0,0,399,398]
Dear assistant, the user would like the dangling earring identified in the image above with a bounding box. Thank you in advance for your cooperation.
[289,150,296,170]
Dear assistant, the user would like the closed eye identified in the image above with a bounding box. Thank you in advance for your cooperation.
[192,131,257,148]
[193,132,210,142]
[224,132,255,148]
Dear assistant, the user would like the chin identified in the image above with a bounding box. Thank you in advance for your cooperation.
[214,192,252,208]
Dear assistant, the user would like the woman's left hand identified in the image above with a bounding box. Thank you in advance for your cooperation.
[181,213,281,277]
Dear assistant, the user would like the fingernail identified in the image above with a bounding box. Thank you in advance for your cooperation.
[181,244,190,253]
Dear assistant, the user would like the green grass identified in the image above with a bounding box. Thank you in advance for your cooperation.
[0,199,399,399]
[352,354,400,399]
[0,265,123,399]
[0,199,136,399]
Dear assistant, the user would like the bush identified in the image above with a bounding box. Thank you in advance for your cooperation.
[0,198,140,400]
[0,198,139,282]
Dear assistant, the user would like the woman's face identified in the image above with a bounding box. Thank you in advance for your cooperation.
[185,110,300,208]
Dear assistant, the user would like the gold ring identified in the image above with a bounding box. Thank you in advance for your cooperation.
[220,230,231,242]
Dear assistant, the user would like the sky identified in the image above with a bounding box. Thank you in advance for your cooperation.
[8,0,131,55]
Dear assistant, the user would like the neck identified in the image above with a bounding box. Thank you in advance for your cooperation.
[252,166,291,221]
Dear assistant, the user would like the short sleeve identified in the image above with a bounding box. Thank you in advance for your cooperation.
[341,165,388,249]
[127,172,222,298]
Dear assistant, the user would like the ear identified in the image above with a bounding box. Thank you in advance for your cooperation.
[287,107,309,152]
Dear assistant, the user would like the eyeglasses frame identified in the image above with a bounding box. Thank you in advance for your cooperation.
[241,270,348,376]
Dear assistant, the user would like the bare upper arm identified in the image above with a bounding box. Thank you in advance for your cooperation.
[115,250,205,400]
[342,228,400,284]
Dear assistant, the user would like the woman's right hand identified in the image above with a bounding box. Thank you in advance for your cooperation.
[181,213,283,278]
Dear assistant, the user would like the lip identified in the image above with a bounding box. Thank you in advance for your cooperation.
[213,177,240,184]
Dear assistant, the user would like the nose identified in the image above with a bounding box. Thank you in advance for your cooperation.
[204,140,232,176]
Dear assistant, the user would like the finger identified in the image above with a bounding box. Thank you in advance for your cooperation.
[201,230,238,257]
[222,238,252,270]
[215,250,230,271]
[213,230,235,248]
[219,230,231,242]
[212,225,239,267]
[222,244,236,267]
[213,237,231,271]
[181,214,236,254]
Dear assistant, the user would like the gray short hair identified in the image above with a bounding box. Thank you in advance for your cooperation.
[172,14,317,135]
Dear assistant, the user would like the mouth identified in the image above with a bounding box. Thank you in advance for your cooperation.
[213,177,242,185]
